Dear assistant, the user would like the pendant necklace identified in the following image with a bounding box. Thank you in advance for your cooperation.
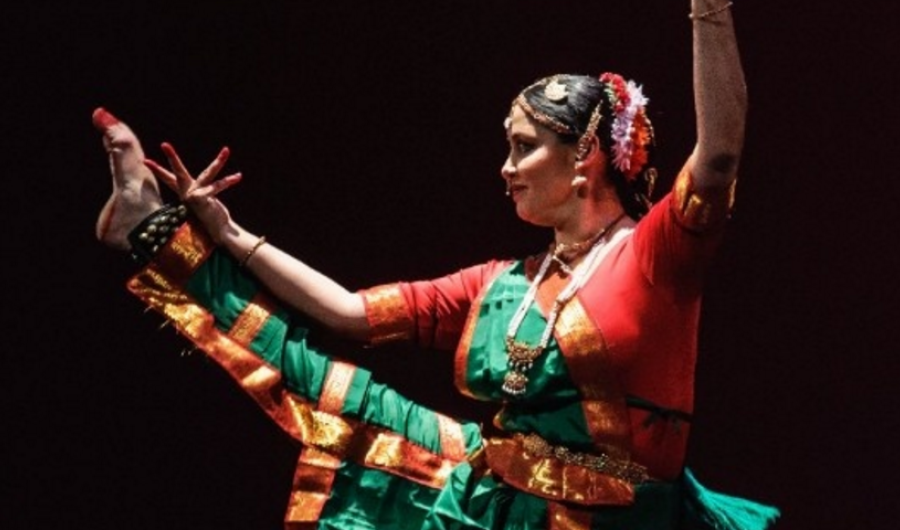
[501,214,626,397]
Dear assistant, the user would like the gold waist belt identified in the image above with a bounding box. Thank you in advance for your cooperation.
[481,433,649,506]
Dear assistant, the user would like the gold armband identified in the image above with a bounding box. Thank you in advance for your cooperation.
[672,168,737,232]
[360,283,415,345]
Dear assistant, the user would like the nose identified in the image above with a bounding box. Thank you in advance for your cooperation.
[501,156,516,181]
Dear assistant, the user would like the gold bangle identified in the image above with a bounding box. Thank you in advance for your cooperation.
[239,235,267,267]
[689,1,733,21]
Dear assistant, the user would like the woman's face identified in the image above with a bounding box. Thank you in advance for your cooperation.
[501,105,580,227]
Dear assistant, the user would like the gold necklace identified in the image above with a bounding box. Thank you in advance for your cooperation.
[501,214,625,397]
[548,214,626,275]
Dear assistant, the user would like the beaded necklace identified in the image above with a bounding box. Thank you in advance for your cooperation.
[502,214,626,397]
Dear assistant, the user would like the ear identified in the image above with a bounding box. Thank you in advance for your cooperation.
[574,135,604,171]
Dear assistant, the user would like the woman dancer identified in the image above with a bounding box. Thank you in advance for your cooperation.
[94,1,778,528]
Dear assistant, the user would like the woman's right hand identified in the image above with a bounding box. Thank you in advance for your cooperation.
[144,142,242,244]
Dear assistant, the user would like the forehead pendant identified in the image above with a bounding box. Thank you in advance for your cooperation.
[544,79,568,102]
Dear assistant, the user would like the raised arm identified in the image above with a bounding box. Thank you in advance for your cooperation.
[689,0,747,189]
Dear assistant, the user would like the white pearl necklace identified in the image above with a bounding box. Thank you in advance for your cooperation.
[501,215,626,397]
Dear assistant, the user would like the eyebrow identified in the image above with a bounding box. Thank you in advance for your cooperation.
[508,131,536,141]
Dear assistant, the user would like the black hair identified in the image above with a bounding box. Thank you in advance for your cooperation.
[520,74,655,219]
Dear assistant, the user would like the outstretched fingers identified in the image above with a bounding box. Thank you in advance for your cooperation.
[144,144,242,202]
[143,158,180,194]
[202,172,243,196]
[196,147,231,187]
[159,142,194,195]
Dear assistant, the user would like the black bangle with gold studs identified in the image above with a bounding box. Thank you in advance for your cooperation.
[128,203,189,264]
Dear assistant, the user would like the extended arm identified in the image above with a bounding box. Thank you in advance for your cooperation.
[689,0,747,189]
[220,222,370,338]
[145,144,370,339]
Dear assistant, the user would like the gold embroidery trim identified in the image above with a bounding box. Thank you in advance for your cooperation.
[318,362,355,415]
[436,413,466,461]
[154,220,216,286]
[361,283,415,345]
[555,298,632,460]
[483,434,635,506]
[128,268,466,490]
[453,272,501,400]
[285,362,356,524]
[284,447,342,525]
[548,501,594,530]
[228,293,275,347]
[672,167,737,232]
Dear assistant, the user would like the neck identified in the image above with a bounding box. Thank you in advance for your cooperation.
[553,203,629,247]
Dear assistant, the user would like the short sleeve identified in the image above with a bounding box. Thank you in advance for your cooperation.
[631,165,735,298]
[360,260,511,350]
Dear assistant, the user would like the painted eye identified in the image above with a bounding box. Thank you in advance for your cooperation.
[516,141,535,154]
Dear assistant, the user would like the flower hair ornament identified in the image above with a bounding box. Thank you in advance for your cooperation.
[597,72,654,181]
[511,74,654,182]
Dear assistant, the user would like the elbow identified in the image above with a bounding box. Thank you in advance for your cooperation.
[707,152,741,175]
[323,294,371,341]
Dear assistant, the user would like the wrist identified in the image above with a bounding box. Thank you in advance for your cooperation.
[216,222,262,264]
[689,1,733,21]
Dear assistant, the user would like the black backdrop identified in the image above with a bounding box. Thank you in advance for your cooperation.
[4,1,899,529]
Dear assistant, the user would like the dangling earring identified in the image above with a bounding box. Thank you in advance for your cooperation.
[572,174,588,199]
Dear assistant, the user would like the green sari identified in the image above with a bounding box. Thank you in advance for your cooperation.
[127,221,778,529]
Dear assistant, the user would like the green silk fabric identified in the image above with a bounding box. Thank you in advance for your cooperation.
[461,261,595,451]
[175,250,778,529]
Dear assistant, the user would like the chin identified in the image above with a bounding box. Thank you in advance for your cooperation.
[515,205,553,228]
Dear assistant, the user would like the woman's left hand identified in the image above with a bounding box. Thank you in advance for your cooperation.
[144,142,242,243]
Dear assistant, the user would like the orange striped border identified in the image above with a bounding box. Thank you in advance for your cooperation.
[360,283,414,345]
[284,447,342,527]
[554,298,632,461]
[453,266,511,400]
[436,413,466,461]
[228,293,276,347]
[284,362,357,525]
[129,274,470,528]
[153,220,216,285]
[129,233,472,527]
[548,501,594,530]
[483,435,633,506]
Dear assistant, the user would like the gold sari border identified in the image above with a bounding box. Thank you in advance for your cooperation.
[128,268,310,442]
[285,362,356,525]
[228,293,276,347]
[360,283,415,345]
[285,447,342,526]
[483,435,635,506]
[129,263,468,529]
[555,298,632,459]
[436,413,467,461]
[318,361,355,415]
[548,501,594,530]
[152,219,216,286]
[454,265,512,400]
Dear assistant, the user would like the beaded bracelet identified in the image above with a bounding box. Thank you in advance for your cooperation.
[128,203,189,264]
[689,1,733,21]
[239,236,267,267]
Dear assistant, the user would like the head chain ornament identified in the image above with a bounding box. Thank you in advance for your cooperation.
[511,76,573,135]
[511,74,654,181]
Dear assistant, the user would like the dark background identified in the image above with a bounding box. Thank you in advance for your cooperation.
[4,1,899,528]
